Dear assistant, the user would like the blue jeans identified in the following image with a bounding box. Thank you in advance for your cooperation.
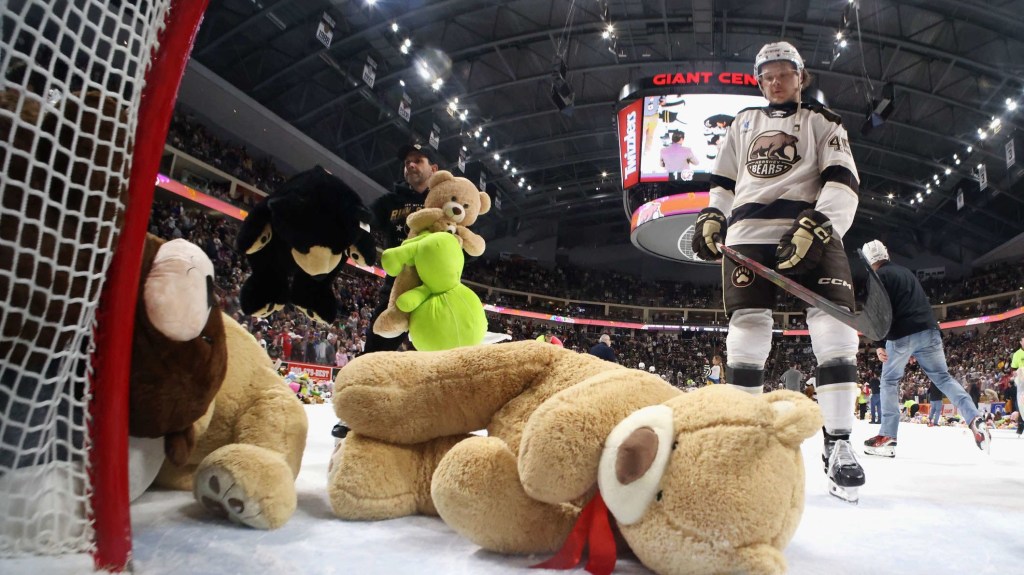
[869,393,880,422]
[880,329,979,439]
[929,400,943,425]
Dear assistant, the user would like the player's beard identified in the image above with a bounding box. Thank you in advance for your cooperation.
[405,168,428,190]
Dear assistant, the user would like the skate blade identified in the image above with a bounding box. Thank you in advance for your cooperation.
[863,447,895,458]
[828,483,858,504]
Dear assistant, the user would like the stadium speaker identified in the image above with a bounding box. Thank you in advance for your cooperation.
[551,78,575,116]
[861,82,895,136]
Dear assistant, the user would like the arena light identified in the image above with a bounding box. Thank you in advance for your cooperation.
[391,22,399,33]
[1007,98,1017,111]
[944,168,952,175]
[493,153,500,160]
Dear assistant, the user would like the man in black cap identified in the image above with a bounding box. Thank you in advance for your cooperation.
[365,143,440,352]
[332,143,439,439]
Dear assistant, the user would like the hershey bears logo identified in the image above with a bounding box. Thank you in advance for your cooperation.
[731,265,754,288]
[746,130,801,178]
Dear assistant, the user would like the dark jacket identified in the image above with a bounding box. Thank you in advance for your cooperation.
[588,342,616,362]
[927,382,945,402]
[868,376,880,395]
[371,181,426,249]
[874,261,938,344]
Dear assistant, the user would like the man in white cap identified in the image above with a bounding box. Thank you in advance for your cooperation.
[860,239,992,456]
[691,41,865,502]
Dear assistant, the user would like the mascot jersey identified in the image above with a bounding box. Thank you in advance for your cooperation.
[708,101,859,246]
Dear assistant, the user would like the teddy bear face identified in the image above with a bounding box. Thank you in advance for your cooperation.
[130,237,227,450]
[619,425,804,574]
[598,389,818,575]
[425,171,490,228]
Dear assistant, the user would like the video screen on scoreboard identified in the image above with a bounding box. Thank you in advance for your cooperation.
[638,93,766,183]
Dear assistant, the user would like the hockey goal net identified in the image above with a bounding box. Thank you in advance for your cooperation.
[1,0,207,570]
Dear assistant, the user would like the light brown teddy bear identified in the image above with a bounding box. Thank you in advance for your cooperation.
[328,341,821,575]
[373,170,490,338]
[149,315,309,529]
[128,237,308,530]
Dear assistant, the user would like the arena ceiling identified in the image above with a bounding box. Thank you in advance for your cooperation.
[190,0,1024,264]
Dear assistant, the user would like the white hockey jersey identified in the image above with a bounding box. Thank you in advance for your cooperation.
[709,102,859,246]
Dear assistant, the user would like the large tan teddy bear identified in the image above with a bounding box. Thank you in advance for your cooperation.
[373,170,490,338]
[328,341,821,575]
[129,235,308,530]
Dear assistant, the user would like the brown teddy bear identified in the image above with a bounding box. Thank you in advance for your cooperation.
[129,235,308,529]
[372,170,490,339]
[328,341,821,575]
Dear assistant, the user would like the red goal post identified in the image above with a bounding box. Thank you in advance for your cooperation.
[0,0,209,571]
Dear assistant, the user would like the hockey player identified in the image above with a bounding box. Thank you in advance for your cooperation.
[860,239,992,455]
[691,41,865,503]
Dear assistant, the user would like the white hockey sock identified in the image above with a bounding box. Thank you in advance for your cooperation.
[816,364,859,435]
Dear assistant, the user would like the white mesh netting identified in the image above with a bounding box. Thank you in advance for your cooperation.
[1,0,171,556]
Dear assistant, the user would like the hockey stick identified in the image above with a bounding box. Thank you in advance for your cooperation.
[717,244,892,341]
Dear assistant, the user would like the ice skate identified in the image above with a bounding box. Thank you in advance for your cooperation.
[968,417,991,454]
[863,435,897,458]
[823,434,865,504]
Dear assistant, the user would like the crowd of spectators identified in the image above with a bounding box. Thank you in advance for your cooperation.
[166,111,289,195]
[147,195,1022,401]
[857,319,1022,408]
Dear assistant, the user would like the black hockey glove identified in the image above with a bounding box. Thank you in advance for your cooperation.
[691,207,727,261]
[776,209,833,274]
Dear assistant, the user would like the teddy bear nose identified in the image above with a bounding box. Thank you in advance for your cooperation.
[452,206,463,216]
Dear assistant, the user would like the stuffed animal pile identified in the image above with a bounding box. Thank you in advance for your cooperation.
[328,341,821,575]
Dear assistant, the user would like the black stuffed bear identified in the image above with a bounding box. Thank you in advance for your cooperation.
[236,166,376,324]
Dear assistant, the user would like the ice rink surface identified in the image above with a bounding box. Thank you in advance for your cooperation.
[5,403,1023,574]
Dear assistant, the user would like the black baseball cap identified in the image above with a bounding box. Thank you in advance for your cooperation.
[396,143,439,164]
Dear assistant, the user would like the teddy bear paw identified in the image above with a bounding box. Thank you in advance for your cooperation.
[194,465,272,529]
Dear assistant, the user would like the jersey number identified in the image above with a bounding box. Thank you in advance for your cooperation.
[828,135,851,154]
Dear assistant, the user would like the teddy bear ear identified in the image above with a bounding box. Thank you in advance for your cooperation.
[597,404,675,525]
[427,170,454,190]
[477,191,491,215]
[763,390,824,449]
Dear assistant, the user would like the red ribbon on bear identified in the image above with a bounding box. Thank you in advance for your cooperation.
[531,491,617,575]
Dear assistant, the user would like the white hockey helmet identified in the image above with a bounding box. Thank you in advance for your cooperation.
[861,240,890,265]
[648,366,656,373]
[754,41,804,75]
[638,362,646,370]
